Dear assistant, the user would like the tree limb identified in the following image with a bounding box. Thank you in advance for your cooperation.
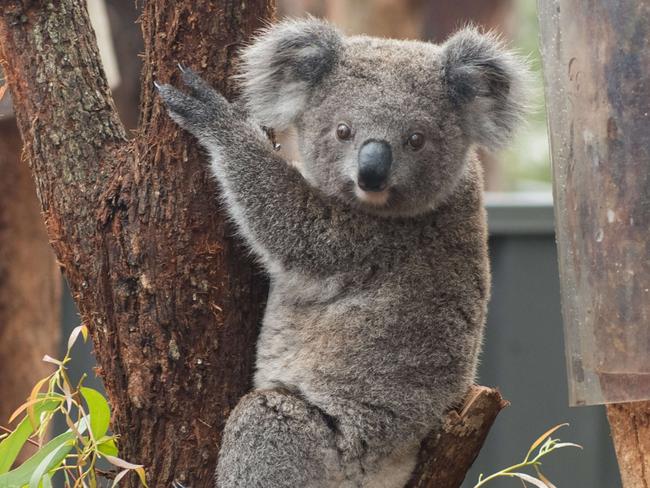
[407,386,509,488]
[0,0,126,287]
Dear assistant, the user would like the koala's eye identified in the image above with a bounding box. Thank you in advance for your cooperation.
[336,123,352,141]
[407,132,425,150]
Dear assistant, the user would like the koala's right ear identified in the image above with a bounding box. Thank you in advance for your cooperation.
[238,18,343,129]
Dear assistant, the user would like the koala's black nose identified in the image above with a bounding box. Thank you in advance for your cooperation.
[357,140,392,192]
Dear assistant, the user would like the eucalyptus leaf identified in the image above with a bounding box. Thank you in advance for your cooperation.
[526,424,569,460]
[0,399,59,474]
[97,437,119,457]
[510,472,552,488]
[41,473,53,488]
[28,440,73,488]
[0,418,87,487]
[80,387,111,441]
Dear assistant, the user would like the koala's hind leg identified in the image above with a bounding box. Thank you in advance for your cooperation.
[216,389,344,488]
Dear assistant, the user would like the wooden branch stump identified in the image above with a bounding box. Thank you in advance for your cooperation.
[407,386,509,488]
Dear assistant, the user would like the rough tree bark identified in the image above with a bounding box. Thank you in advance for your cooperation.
[0,0,140,462]
[0,1,505,486]
[406,387,508,488]
[607,402,650,488]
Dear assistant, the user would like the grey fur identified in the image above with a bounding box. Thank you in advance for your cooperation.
[158,17,529,488]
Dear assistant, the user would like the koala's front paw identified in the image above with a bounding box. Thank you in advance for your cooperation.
[156,67,233,143]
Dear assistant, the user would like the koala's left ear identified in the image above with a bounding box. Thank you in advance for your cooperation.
[442,27,530,150]
[238,18,344,129]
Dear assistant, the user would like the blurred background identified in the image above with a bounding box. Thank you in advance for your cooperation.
[0,0,621,486]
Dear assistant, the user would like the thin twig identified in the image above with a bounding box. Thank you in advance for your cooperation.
[0,425,40,447]
[96,468,118,480]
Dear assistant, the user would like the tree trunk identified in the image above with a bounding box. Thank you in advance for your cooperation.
[0,117,61,460]
[538,0,650,408]
[0,1,272,486]
[0,1,504,486]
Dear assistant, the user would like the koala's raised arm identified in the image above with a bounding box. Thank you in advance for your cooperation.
[158,72,359,274]
[158,21,368,274]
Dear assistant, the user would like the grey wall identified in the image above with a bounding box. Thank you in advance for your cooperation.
[461,197,621,487]
[59,198,621,487]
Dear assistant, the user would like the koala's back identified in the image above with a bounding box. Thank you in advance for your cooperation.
[254,157,489,450]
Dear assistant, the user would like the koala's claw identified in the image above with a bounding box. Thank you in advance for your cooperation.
[156,83,188,112]
[179,67,224,108]
[157,69,237,142]
[157,82,202,130]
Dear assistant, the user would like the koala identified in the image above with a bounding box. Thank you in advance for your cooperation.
[158,18,528,488]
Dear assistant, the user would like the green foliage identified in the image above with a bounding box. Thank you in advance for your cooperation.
[473,424,582,487]
[0,325,148,488]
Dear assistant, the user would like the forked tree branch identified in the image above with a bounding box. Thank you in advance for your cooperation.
[1,1,272,486]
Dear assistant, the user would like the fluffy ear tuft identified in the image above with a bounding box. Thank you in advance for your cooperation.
[238,18,343,129]
[443,27,531,150]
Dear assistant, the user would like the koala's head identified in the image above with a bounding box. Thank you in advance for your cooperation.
[239,19,529,217]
